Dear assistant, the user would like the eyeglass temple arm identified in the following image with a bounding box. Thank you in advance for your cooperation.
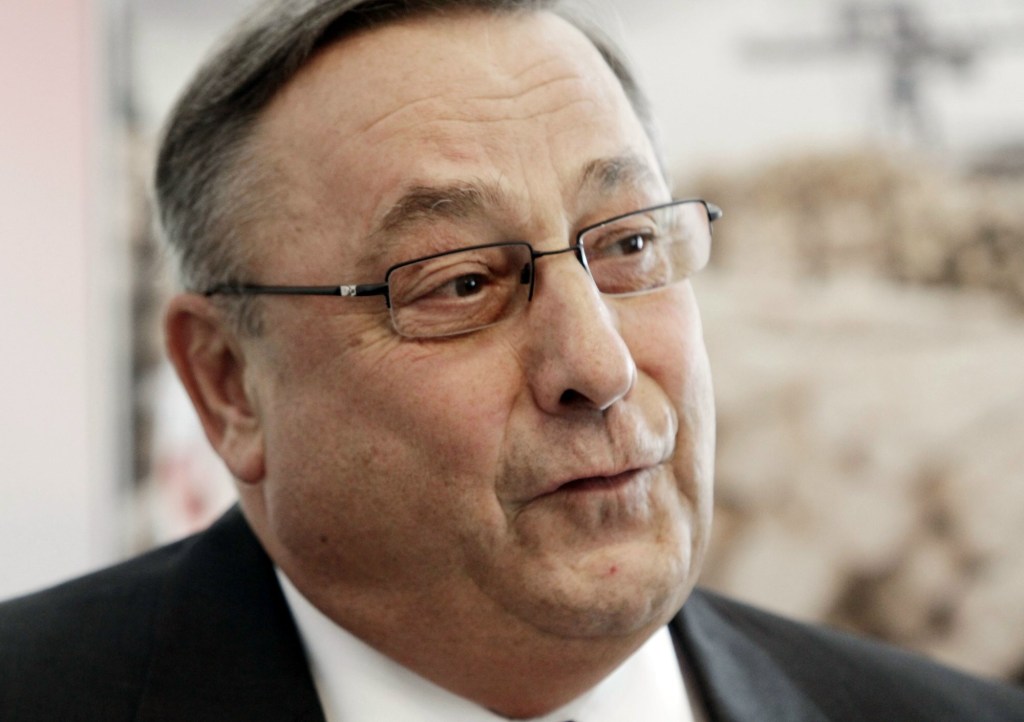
[203,283,389,298]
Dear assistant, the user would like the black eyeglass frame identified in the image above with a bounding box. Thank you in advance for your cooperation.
[203,199,722,308]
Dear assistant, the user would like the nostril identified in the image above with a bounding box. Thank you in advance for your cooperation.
[559,388,591,407]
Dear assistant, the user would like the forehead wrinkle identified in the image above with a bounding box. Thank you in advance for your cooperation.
[507,53,564,82]
[359,95,438,136]
[363,73,595,146]
[462,72,587,105]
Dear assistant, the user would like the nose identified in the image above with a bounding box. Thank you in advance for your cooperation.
[523,252,636,414]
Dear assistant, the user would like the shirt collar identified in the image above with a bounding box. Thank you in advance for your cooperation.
[278,569,698,722]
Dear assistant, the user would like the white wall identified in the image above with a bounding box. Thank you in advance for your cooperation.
[0,0,120,599]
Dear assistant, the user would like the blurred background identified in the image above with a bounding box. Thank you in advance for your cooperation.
[2,0,1022,684]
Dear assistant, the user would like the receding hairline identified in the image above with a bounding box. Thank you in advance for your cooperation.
[246,11,661,226]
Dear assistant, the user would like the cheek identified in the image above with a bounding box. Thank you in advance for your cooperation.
[272,327,524,499]
[258,329,527,576]
[379,340,521,462]
[620,284,715,504]
[620,284,710,402]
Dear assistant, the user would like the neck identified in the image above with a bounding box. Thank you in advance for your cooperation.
[242,498,681,718]
[282,564,670,718]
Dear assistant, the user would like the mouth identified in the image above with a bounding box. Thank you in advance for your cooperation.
[556,469,641,494]
[529,465,662,504]
[504,459,671,519]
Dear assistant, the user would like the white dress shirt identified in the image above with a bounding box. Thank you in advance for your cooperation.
[278,569,704,722]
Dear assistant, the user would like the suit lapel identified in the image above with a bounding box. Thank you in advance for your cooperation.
[673,590,829,722]
[135,507,325,722]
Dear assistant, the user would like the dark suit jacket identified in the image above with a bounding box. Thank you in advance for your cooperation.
[2,507,1022,721]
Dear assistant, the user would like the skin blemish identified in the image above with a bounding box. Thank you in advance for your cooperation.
[608,565,618,575]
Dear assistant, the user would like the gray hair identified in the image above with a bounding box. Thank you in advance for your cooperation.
[154,0,656,333]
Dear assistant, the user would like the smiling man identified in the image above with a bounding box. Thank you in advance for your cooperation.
[1,1,1022,720]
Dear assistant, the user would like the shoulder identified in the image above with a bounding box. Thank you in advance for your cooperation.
[678,588,1024,721]
[0,528,193,655]
[0,533,202,719]
[0,508,250,720]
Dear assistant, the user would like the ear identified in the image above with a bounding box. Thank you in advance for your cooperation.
[164,294,266,485]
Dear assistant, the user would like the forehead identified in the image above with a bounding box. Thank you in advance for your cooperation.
[274,10,628,129]
[248,10,661,267]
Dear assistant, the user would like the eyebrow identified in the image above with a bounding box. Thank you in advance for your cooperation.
[366,152,661,261]
[377,153,658,232]
[375,182,507,237]
[577,153,660,197]
[362,182,509,266]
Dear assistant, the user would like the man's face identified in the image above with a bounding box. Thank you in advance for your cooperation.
[239,11,715,641]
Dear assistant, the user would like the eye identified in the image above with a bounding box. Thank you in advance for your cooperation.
[385,243,534,337]
[399,266,498,304]
[452,273,486,297]
[419,268,491,299]
[593,231,655,259]
[618,234,646,254]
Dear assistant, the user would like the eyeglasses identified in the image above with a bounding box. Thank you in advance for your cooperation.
[204,199,722,339]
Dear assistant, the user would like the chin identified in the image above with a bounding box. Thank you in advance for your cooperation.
[500,540,696,640]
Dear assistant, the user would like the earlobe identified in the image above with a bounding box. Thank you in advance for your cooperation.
[164,294,266,484]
